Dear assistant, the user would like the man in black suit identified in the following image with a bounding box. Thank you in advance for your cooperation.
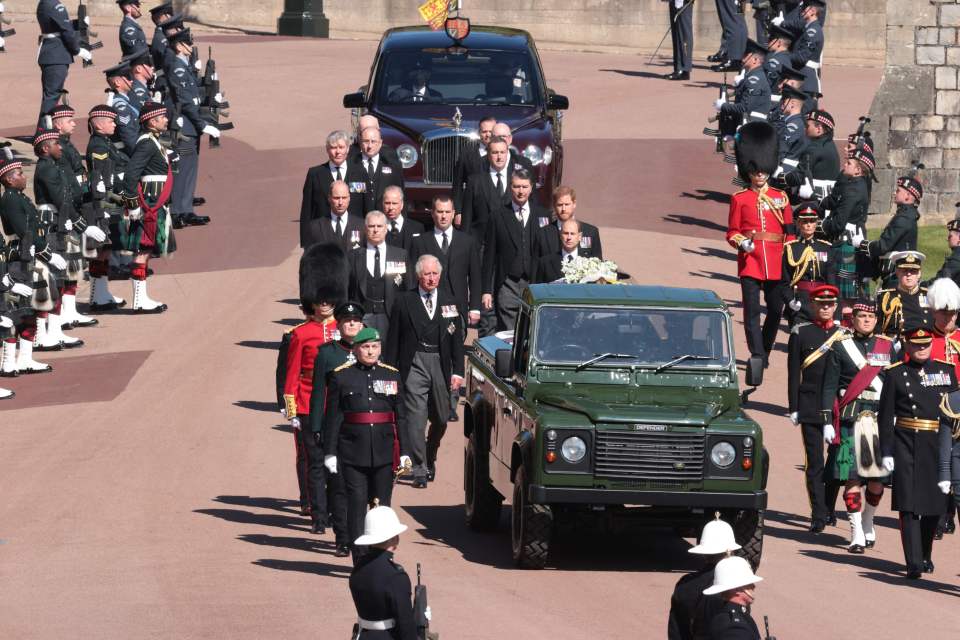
[387,68,444,103]
[299,130,353,248]
[534,184,603,259]
[482,168,548,331]
[452,115,497,213]
[385,254,465,488]
[534,218,583,283]
[459,136,512,244]
[347,114,400,167]
[382,185,423,251]
[491,121,536,181]
[349,126,405,216]
[302,180,364,252]
[348,211,411,343]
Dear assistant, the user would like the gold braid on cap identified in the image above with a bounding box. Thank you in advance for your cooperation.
[786,244,820,286]
[757,183,786,226]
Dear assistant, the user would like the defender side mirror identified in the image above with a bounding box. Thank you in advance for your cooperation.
[741,355,764,403]
[495,349,514,379]
[547,93,569,110]
[343,92,366,109]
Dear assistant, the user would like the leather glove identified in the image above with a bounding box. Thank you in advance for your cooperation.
[0,315,11,330]
[202,125,221,139]
[939,481,952,495]
[63,218,73,232]
[822,423,836,444]
[127,207,142,221]
[789,298,802,312]
[714,98,725,112]
[399,455,412,470]
[324,455,338,474]
[290,417,301,431]
[738,239,755,253]
[77,48,93,63]
[11,282,33,298]
[83,226,106,243]
[798,182,814,199]
[881,456,895,473]
[789,411,799,426]
[47,253,67,271]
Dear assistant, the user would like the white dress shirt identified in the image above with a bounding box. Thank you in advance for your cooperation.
[330,211,348,231]
[389,215,404,233]
[490,167,507,191]
[433,227,452,250]
[366,241,386,277]
[329,162,346,182]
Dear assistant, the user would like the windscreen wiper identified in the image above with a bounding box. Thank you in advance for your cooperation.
[575,352,638,371]
[655,354,713,374]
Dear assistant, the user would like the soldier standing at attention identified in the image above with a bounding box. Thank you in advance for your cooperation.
[309,302,365,556]
[931,218,960,285]
[148,1,173,70]
[876,252,931,339]
[879,323,957,579]
[323,328,410,560]
[781,203,835,327]
[663,0,693,81]
[349,506,417,639]
[667,515,740,640]
[36,0,90,121]
[862,170,923,288]
[702,556,764,639]
[117,0,147,57]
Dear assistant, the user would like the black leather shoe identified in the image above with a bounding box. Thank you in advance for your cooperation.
[193,196,206,206]
[847,544,865,554]
[172,215,185,229]
[427,462,436,482]
[89,301,120,313]
[945,519,956,534]
[334,544,351,558]
[707,50,727,62]
[184,212,210,226]
[865,538,876,549]
[906,567,922,580]
[922,559,935,573]
[448,410,459,422]
[711,60,742,73]
[0,370,18,378]
[311,521,326,535]
[809,519,826,533]
[413,476,428,489]
[935,526,944,540]
[826,513,837,527]
[665,71,690,81]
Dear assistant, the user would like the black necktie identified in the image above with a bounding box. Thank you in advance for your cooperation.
[335,216,343,237]
[566,254,573,263]
[366,159,374,177]
[335,166,342,182]
[391,221,398,234]
[496,172,504,195]
[374,246,381,278]
[441,232,449,254]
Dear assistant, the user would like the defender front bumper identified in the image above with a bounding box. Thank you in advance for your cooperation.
[528,486,768,510]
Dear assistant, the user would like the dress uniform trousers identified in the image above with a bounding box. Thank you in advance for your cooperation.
[39,64,69,120]
[171,135,199,217]
[740,277,784,358]
[669,0,693,74]
[716,0,747,61]
[403,351,451,478]
[800,422,829,522]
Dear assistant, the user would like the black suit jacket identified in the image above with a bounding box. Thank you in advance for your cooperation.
[349,153,405,216]
[410,228,481,316]
[305,212,365,253]
[385,289,465,388]
[347,242,412,314]
[460,155,536,243]
[532,253,564,284]
[298,161,351,248]
[533,220,603,259]
[482,201,548,294]
[386,216,424,252]
[452,141,485,213]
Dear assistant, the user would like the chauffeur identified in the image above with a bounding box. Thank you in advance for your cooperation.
[323,327,410,559]
[879,323,958,579]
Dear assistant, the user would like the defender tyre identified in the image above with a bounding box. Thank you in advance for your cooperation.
[464,432,502,531]
[734,508,764,570]
[511,467,552,569]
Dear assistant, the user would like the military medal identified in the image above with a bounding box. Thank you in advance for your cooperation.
[538,216,549,227]
[441,304,458,318]
[580,236,591,248]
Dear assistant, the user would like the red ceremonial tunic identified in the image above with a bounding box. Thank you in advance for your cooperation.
[283,316,339,417]
[931,330,960,381]
[726,185,794,281]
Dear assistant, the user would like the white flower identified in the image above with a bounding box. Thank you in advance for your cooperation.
[561,256,620,284]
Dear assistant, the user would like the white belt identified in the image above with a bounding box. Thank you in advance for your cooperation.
[141,175,167,183]
[358,618,395,631]
[770,93,781,102]
[806,60,821,70]
[37,204,58,213]
[781,158,799,168]
[748,111,768,121]
[812,178,835,189]
[39,33,59,40]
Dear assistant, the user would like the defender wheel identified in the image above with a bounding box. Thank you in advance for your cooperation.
[464,433,502,531]
[734,509,764,570]
[511,467,552,569]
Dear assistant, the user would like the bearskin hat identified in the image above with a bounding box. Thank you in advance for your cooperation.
[735,121,779,182]
[299,242,348,313]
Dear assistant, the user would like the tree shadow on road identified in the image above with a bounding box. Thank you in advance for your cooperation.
[239,533,337,555]
[234,400,279,413]
[598,68,670,80]
[236,340,281,350]
[194,507,309,532]
[678,189,730,205]
[252,558,351,578]
[213,495,301,513]
[663,213,727,233]
[681,246,737,262]
[856,569,960,596]
[273,318,304,327]
[689,270,741,285]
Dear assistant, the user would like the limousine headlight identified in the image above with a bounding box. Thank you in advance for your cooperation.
[397,143,419,168]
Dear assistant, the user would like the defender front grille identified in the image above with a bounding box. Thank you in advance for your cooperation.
[422,135,471,185]
[595,430,705,481]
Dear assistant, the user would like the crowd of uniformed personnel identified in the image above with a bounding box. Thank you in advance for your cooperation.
[0,0,229,400]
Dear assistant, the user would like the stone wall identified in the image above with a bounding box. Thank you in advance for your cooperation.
[868,0,960,220]
[84,0,885,62]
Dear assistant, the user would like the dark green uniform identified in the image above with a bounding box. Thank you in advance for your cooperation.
[0,188,57,310]
[58,135,86,187]
[866,203,920,286]
[86,132,128,251]
[933,246,960,285]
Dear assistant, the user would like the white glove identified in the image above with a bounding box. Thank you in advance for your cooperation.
[789,298,802,312]
[399,455,412,469]
[11,282,33,298]
[0,37,5,50]
[732,70,745,87]
[48,253,67,271]
[116,172,124,181]
[714,98,725,112]
[290,417,301,431]
[214,91,224,104]
[194,58,202,72]
[0,315,11,329]
[739,239,755,253]
[0,4,6,13]
[771,12,785,26]
[0,274,10,287]
[101,210,111,220]
[83,15,90,25]
[424,606,432,622]
[176,116,184,128]
[939,481,952,495]
[798,183,814,199]
[280,407,287,419]
[127,207,142,221]
[95,180,106,194]
[83,225,106,242]
[202,125,221,139]
[822,423,836,444]
[77,48,93,63]
[882,456,895,473]
[324,455,338,474]
[152,91,162,103]
[63,218,73,232]
[789,411,799,426]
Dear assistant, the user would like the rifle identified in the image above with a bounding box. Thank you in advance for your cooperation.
[413,563,439,640]
[703,72,729,153]
[0,3,16,52]
[848,115,871,151]
[764,615,777,640]
[198,46,235,148]
[75,0,103,67]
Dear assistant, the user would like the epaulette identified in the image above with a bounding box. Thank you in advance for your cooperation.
[784,238,798,245]
[378,362,398,372]
[732,188,748,196]
[284,320,308,335]
[792,321,811,335]
[885,361,904,370]
[333,361,355,372]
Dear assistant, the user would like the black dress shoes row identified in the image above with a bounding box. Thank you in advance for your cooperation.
[664,71,690,81]
[711,60,742,73]
[707,49,727,62]
[334,544,350,558]
[809,519,826,534]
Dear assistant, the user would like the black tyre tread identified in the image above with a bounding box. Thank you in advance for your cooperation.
[464,436,502,531]
[517,504,552,569]
[734,509,764,571]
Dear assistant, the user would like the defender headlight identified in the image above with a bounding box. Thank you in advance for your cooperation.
[397,144,418,169]
[560,436,587,463]
[542,146,553,165]
[522,144,543,166]
[710,442,737,468]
